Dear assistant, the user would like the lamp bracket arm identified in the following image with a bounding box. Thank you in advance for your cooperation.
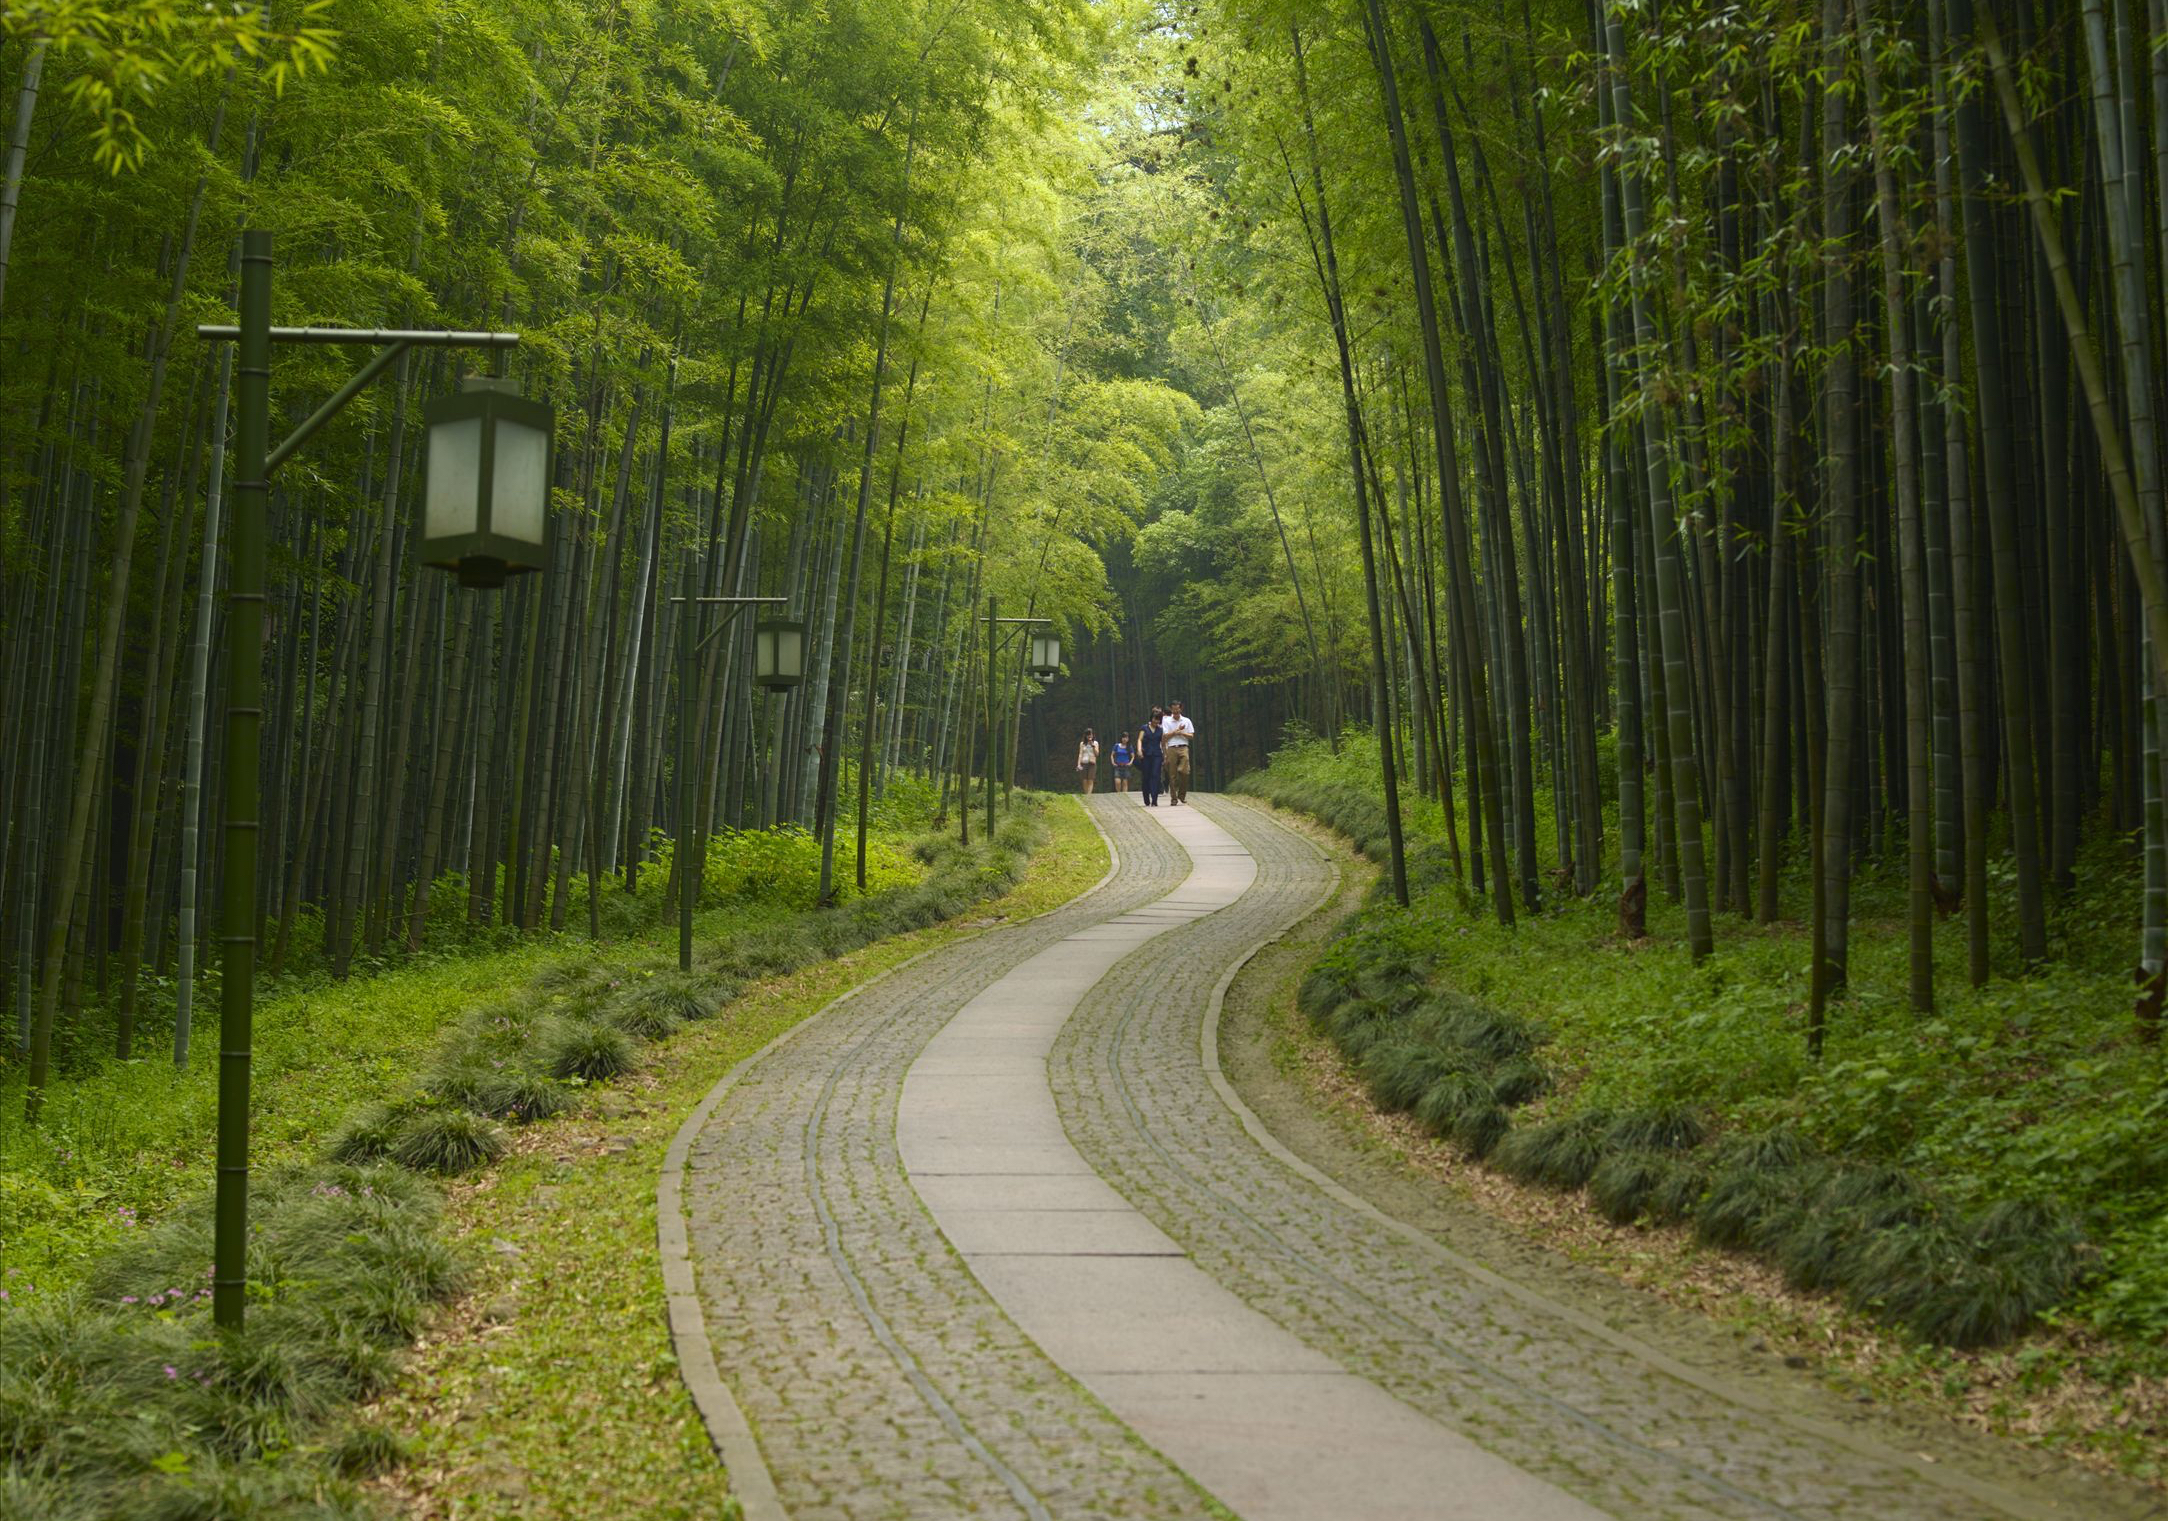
[267,340,412,477]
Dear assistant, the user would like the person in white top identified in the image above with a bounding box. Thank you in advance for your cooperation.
[1075,728,1100,794]
[1160,701,1195,804]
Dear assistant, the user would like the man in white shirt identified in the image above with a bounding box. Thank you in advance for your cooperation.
[1161,701,1195,804]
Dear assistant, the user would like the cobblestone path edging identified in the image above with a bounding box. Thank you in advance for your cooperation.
[667,794,2094,1521]
[667,802,1217,1521]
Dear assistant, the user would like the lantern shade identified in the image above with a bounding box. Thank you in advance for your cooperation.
[1029,631,1061,677]
[419,377,554,588]
[754,617,806,690]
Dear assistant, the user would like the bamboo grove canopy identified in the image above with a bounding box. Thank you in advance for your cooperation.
[6,0,2168,1114]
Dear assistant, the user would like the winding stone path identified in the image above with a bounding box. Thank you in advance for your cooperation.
[665,794,2117,1521]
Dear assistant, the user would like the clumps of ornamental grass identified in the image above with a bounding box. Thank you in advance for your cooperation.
[1416,996,1537,1064]
[469,1068,569,1124]
[1695,1154,1823,1252]
[632,971,717,1024]
[545,1018,639,1083]
[1645,1156,1711,1225]
[609,997,688,1042]
[1296,919,1549,1172]
[8,803,1065,1521]
[1494,1111,1615,1190]
[418,1061,493,1111]
[1487,1057,1550,1108]
[328,1420,409,1477]
[1359,1040,1470,1113]
[1603,1105,1707,1154]
[1774,1166,1929,1292]
[712,923,820,980]
[1589,1150,1676,1225]
[1298,963,1355,1022]
[389,1108,506,1175]
[325,1101,411,1166]
[1411,1070,1492,1137]
[1839,1199,2090,1350]
[1318,996,1400,1058]
[1246,742,2100,1351]
[8,1161,461,1519]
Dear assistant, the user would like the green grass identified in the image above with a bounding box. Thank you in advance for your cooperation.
[1237,732,2168,1361]
[0,791,1077,1519]
[370,795,1109,1520]
[0,801,931,1297]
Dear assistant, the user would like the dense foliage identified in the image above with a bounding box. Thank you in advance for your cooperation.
[0,0,1198,1107]
[1037,0,2168,1051]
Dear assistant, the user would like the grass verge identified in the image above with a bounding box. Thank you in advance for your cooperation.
[1235,733,2168,1486]
[0,797,1081,1518]
[366,796,1107,1519]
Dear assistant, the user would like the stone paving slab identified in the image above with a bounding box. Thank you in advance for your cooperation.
[899,801,1602,1521]
[673,803,1217,1521]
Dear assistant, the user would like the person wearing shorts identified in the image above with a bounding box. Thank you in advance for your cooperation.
[1110,734,1133,792]
[1161,701,1194,804]
[1076,729,1099,794]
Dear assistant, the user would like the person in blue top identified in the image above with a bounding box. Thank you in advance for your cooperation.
[1110,732,1134,792]
[1136,708,1165,806]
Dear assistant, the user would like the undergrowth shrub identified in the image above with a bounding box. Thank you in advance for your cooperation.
[1590,1150,1672,1224]
[1243,737,2105,1351]
[609,998,688,1042]
[1495,1112,1613,1190]
[388,1110,506,1176]
[469,1069,568,1124]
[7,798,1063,1518]
[545,1019,639,1082]
[329,1422,408,1478]
[325,1103,410,1166]
[4,1163,460,1518]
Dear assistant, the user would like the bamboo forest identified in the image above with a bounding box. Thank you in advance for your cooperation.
[6,0,2168,1515]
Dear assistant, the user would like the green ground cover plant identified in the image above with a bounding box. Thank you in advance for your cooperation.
[0,798,1055,1519]
[368,793,1106,1520]
[0,800,926,1293]
[1238,734,2168,1366]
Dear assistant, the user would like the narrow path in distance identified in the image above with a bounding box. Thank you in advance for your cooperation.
[669,793,2124,1521]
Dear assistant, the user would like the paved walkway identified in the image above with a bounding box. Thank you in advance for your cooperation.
[664,795,2105,1521]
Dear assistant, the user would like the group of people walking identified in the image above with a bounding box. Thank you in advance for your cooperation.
[1074,701,1194,806]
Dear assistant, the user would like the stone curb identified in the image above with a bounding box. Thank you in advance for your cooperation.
[655,803,1124,1521]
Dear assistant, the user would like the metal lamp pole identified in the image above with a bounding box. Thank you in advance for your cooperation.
[199,229,520,1330]
[670,586,785,971]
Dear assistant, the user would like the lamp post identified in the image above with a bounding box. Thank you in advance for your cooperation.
[669,578,792,971]
[982,599,1056,842]
[195,230,545,1330]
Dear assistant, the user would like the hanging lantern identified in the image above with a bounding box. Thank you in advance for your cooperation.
[754,617,807,689]
[418,377,554,589]
[1029,631,1061,678]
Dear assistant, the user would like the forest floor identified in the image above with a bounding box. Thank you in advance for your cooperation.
[1232,737,2168,1493]
[0,790,1087,1521]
